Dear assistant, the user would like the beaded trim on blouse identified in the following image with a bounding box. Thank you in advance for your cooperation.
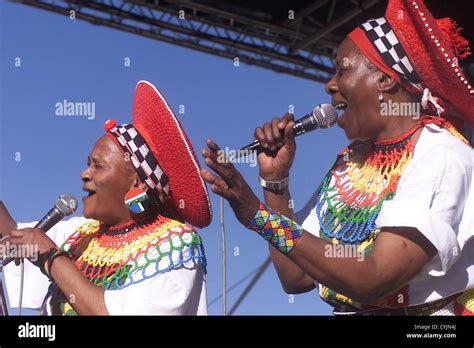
[62,216,207,290]
[316,127,416,244]
[42,216,207,315]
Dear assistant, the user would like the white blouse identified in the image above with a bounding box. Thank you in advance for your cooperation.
[298,123,473,307]
[3,217,208,315]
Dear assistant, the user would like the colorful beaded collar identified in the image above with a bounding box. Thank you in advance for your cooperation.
[316,116,469,244]
[61,215,206,290]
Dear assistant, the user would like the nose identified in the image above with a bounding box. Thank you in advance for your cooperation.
[81,167,91,182]
[325,75,338,96]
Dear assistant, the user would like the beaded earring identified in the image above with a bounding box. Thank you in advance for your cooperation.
[379,92,384,102]
[124,187,153,214]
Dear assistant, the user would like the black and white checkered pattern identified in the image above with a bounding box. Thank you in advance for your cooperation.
[109,124,170,204]
[360,17,420,85]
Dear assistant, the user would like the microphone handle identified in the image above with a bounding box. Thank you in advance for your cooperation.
[235,111,314,159]
[239,140,261,153]
[35,206,64,233]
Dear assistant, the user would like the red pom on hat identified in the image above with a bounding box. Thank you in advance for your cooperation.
[104,119,117,132]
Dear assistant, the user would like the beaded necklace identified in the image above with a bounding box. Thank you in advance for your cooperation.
[316,129,415,244]
[316,117,469,245]
[64,215,206,289]
[42,215,206,315]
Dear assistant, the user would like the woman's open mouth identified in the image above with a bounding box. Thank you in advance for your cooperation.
[334,102,347,114]
[333,102,348,126]
[82,188,97,201]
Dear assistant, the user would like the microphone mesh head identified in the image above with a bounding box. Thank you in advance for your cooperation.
[56,194,78,216]
[313,104,338,128]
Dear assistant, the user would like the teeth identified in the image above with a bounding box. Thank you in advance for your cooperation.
[334,103,347,110]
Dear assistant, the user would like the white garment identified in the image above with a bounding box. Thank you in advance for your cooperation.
[3,217,208,315]
[299,124,473,306]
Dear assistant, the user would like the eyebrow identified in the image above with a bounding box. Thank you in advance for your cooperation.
[87,156,103,164]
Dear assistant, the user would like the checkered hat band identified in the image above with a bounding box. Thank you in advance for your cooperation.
[360,17,420,85]
[108,124,170,203]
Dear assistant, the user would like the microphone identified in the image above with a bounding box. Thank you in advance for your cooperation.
[236,104,337,158]
[2,194,78,266]
[35,194,78,233]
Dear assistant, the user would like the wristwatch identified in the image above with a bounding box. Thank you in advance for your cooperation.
[258,175,289,192]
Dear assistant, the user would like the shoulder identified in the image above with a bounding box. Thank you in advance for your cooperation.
[400,124,473,190]
[413,124,472,169]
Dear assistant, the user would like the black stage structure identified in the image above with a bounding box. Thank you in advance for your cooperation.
[14,0,474,84]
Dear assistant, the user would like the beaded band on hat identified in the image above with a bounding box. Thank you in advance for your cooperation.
[104,119,170,204]
[353,17,447,116]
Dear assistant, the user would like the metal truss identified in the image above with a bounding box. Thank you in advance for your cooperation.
[13,0,378,83]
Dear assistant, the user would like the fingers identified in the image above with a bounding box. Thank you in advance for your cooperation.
[280,112,295,124]
[200,169,234,200]
[201,168,228,191]
[254,127,266,146]
[271,118,283,146]
[8,228,41,245]
[205,138,221,153]
[201,139,238,183]
[284,119,295,141]
[8,230,28,264]
[254,113,295,151]
[262,123,273,150]
[8,229,26,243]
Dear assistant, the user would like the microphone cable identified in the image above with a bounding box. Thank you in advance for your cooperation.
[18,260,24,315]
[0,234,23,315]
[219,196,227,315]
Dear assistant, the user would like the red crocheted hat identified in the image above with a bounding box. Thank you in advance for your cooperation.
[120,80,212,228]
[385,0,473,126]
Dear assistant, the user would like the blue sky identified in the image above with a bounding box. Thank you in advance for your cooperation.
[0,2,349,315]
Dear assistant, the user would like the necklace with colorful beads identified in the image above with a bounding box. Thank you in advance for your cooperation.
[316,116,470,245]
[43,216,206,315]
[62,215,206,289]
[316,124,419,244]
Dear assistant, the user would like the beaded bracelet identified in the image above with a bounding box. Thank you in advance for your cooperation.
[246,202,304,254]
[38,247,70,278]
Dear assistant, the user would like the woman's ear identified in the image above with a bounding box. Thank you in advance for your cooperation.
[128,172,148,192]
[134,177,149,191]
[377,72,398,94]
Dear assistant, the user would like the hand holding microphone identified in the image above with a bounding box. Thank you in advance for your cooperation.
[254,112,298,182]
[2,194,78,267]
[252,104,337,182]
[201,104,337,224]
